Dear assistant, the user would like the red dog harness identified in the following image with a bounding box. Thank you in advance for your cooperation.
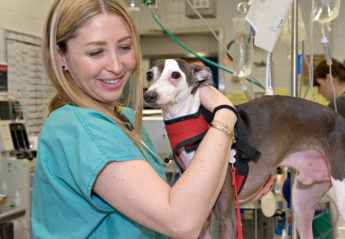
[164,104,258,194]
[164,105,212,170]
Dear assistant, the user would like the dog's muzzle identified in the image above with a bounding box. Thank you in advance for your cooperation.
[143,90,158,104]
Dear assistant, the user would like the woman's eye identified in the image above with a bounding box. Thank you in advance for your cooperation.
[118,45,132,52]
[171,71,181,79]
[89,50,103,57]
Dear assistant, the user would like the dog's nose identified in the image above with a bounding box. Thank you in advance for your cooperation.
[144,91,158,103]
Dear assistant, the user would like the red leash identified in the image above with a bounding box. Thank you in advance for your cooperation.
[231,166,243,239]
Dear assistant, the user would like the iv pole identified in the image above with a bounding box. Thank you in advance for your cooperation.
[291,0,298,97]
[290,0,298,238]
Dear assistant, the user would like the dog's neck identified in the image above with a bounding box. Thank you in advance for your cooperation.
[162,89,201,120]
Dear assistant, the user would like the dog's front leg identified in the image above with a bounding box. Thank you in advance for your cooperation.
[213,167,237,239]
[198,213,212,239]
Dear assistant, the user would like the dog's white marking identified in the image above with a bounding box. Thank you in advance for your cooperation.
[331,177,345,221]
[178,148,195,168]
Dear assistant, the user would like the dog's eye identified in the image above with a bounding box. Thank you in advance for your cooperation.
[171,71,181,79]
[146,72,153,81]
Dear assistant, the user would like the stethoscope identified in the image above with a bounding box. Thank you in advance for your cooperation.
[120,115,172,165]
[141,140,172,165]
[116,106,171,166]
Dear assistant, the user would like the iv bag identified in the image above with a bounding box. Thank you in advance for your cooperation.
[313,0,340,24]
[246,0,293,53]
[280,5,307,44]
[280,4,307,58]
[230,15,254,78]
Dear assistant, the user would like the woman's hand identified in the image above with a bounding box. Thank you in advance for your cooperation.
[199,86,237,128]
[199,85,234,113]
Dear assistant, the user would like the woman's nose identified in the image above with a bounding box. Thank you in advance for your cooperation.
[106,53,123,74]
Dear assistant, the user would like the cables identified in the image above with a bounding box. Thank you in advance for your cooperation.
[265,52,274,95]
[151,11,265,90]
[185,0,233,60]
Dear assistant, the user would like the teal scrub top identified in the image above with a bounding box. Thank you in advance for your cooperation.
[31,105,170,239]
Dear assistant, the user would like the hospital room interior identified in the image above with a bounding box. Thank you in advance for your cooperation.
[0,0,345,238]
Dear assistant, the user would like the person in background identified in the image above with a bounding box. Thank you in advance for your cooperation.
[31,0,237,238]
[314,58,345,117]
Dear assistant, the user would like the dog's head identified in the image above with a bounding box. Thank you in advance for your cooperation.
[143,58,213,109]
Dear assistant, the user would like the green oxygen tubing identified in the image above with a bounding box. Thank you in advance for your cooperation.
[151,11,265,90]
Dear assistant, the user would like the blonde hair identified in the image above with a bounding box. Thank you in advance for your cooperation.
[42,0,143,147]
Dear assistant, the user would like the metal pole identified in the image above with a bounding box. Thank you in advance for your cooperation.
[290,0,298,97]
[290,1,298,238]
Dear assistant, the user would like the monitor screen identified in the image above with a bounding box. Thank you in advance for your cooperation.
[0,101,23,120]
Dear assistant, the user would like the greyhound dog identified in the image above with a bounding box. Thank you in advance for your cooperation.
[143,58,345,239]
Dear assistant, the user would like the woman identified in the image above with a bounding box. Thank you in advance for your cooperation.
[314,58,345,117]
[31,0,237,238]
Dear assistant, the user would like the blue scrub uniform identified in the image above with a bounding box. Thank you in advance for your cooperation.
[31,105,169,239]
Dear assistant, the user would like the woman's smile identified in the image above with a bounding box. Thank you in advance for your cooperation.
[98,77,123,88]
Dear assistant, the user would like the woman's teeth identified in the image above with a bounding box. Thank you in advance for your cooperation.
[104,79,119,84]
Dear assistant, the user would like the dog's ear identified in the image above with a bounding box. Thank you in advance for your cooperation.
[191,65,214,94]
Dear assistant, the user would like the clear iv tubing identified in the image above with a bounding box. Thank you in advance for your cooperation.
[320,25,338,112]
[329,65,338,112]
[151,11,265,90]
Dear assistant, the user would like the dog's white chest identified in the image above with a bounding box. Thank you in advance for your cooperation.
[179,149,195,168]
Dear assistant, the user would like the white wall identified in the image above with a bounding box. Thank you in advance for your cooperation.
[0,0,53,63]
[0,0,344,91]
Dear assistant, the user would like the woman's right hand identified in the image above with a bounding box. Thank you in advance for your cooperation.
[199,86,237,126]
[199,86,234,112]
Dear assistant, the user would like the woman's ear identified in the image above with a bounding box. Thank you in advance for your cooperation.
[57,46,68,70]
